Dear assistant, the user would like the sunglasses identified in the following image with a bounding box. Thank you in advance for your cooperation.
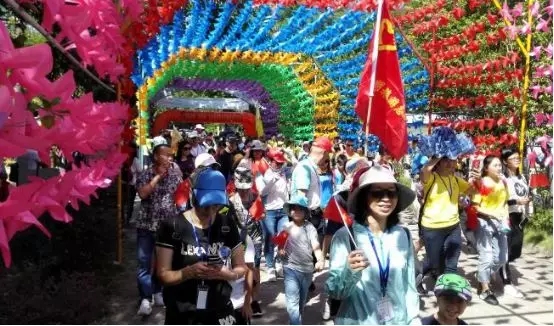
[183,147,192,150]
[368,189,398,199]
[346,143,354,147]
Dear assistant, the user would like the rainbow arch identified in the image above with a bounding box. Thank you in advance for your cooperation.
[132,0,430,147]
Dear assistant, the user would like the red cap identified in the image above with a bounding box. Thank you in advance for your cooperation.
[268,149,287,164]
[313,136,333,152]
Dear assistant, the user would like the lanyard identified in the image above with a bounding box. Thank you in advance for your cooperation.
[191,218,212,261]
[367,229,390,297]
[438,174,453,199]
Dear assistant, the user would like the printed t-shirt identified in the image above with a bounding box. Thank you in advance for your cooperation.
[156,212,241,322]
[421,172,470,229]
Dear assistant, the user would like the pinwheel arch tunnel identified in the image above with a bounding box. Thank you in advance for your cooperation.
[131,0,430,150]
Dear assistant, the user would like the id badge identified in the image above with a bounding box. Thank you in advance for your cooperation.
[376,296,393,323]
[196,285,209,310]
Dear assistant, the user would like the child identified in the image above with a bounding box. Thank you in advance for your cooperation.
[280,195,324,325]
[421,273,472,325]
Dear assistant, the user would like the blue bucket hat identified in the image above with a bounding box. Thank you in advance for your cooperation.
[283,194,310,217]
[192,169,228,207]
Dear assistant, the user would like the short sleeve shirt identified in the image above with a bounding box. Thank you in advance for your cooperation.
[156,213,241,312]
[136,165,182,232]
[282,221,319,273]
[290,159,321,210]
[421,172,470,229]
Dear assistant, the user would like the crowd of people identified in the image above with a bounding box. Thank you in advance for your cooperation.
[123,124,534,325]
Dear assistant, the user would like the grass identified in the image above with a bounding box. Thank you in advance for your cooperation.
[524,228,553,257]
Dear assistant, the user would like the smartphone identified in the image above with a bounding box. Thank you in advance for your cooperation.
[207,256,224,268]
[471,158,482,171]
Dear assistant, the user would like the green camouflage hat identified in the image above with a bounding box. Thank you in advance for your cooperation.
[434,273,472,302]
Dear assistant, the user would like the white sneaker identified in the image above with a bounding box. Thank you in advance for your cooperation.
[504,284,524,298]
[322,299,331,321]
[153,292,165,306]
[267,268,277,282]
[137,299,152,316]
[275,261,284,278]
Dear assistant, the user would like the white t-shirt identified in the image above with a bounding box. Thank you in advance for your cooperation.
[230,234,255,309]
[256,168,288,210]
[290,158,321,210]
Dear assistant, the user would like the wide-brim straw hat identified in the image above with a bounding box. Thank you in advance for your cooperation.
[347,165,415,214]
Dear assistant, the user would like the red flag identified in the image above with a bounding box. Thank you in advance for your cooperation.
[174,179,191,208]
[249,195,265,221]
[272,230,289,249]
[355,0,408,160]
[323,196,352,227]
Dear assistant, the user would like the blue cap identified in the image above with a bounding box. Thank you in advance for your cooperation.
[283,194,309,216]
[192,169,228,207]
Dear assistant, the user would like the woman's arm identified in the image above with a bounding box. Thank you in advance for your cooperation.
[325,229,363,299]
[419,157,441,184]
[403,234,421,325]
[156,247,195,285]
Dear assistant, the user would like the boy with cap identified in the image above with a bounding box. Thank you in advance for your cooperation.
[279,195,324,325]
[421,273,472,325]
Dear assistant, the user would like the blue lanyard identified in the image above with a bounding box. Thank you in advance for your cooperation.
[191,218,211,261]
[367,229,390,297]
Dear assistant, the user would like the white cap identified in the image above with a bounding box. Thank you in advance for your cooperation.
[195,153,220,169]
[195,124,205,130]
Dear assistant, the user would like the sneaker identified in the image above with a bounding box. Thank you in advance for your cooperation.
[275,261,284,279]
[479,290,499,305]
[137,298,152,316]
[153,292,165,307]
[267,268,277,282]
[251,300,263,317]
[322,299,331,321]
[416,273,427,295]
[503,284,524,298]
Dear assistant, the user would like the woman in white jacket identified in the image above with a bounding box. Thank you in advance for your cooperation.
[256,149,290,281]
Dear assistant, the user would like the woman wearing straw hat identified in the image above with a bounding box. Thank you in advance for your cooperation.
[326,166,419,325]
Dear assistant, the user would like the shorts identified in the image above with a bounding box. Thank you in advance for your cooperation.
[325,220,343,236]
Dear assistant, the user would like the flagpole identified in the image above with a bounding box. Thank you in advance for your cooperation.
[364,0,385,157]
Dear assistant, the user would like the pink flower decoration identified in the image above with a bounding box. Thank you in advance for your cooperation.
[536,18,550,33]
[531,1,541,17]
[501,1,514,22]
[530,46,542,60]
[511,2,523,17]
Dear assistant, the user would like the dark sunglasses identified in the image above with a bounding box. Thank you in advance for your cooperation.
[368,189,398,199]
[346,143,354,147]
[183,147,192,150]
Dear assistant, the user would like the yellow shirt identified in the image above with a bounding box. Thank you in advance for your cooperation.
[472,177,508,220]
[421,172,470,229]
